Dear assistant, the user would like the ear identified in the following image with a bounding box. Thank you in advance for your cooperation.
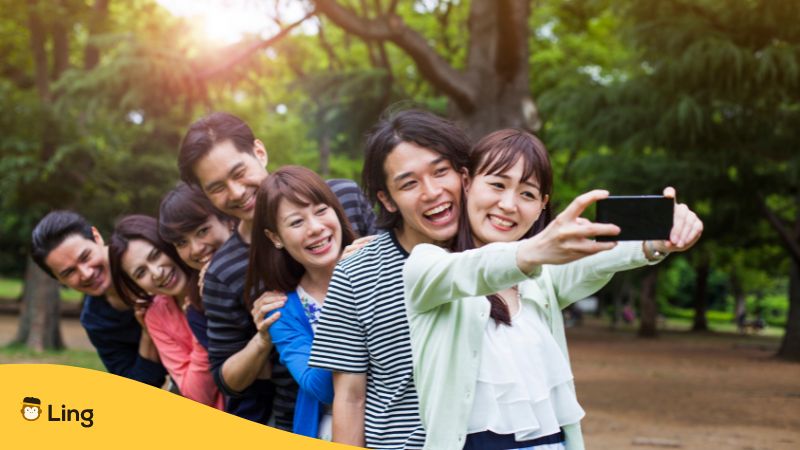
[253,139,268,167]
[91,226,105,247]
[377,190,397,213]
[264,229,283,248]
[542,194,550,209]
[461,168,471,193]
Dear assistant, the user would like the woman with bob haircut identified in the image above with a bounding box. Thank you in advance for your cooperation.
[158,183,236,349]
[245,166,355,440]
[109,215,224,409]
[403,129,703,450]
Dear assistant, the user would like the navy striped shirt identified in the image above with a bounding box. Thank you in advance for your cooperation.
[309,231,426,449]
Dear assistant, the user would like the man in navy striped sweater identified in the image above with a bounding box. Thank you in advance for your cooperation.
[177,112,375,428]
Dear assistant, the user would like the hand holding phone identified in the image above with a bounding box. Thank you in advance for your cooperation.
[595,195,673,242]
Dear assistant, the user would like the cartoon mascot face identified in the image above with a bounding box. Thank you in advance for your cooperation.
[22,397,41,421]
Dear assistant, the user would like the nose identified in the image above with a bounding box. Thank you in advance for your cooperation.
[147,263,162,283]
[77,264,93,281]
[420,176,443,201]
[497,190,517,212]
[307,216,325,235]
[189,239,204,259]
[228,181,246,202]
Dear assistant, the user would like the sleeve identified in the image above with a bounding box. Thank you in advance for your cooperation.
[328,178,377,237]
[308,264,369,373]
[403,242,532,314]
[269,294,334,405]
[548,240,655,308]
[145,298,220,407]
[201,269,253,397]
[185,305,209,350]
[85,328,166,387]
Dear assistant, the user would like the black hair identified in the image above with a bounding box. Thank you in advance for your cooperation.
[31,211,94,278]
[362,109,470,229]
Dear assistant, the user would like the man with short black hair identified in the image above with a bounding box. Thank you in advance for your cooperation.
[177,111,376,428]
[31,211,165,387]
[308,109,470,448]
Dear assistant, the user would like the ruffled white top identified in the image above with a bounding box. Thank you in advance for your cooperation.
[466,299,585,441]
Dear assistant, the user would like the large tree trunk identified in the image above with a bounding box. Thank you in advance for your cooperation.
[638,267,659,338]
[14,259,64,351]
[730,270,746,323]
[691,254,710,331]
[778,259,800,360]
[452,0,540,138]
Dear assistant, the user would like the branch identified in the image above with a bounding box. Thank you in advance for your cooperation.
[313,0,477,112]
[196,9,315,80]
[759,196,800,266]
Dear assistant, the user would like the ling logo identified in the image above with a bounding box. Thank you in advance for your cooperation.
[21,397,42,421]
[20,396,94,428]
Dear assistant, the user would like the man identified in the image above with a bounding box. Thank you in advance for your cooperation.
[308,109,470,449]
[31,211,166,387]
[177,111,375,428]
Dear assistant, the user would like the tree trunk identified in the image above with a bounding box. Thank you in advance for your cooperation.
[84,0,110,70]
[691,254,710,331]
[638,267,659,338]
[452,0,540,138]
[319,128,331,177]
[777,202,800,361]
[14,259,64,351]
[27,0,50,101]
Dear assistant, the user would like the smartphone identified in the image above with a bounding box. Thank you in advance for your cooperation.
[595,195,673,241]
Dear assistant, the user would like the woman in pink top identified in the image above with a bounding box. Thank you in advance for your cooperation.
[108,214,224,409]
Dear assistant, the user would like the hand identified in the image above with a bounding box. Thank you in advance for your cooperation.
[341,235,377,260]
[649,186,703,253]
[250,290,286,346]
[133,299,149,329]
[522,190,621,266]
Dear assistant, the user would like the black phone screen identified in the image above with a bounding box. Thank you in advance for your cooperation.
[595,196,673,241]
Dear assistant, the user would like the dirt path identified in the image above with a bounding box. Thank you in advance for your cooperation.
[0,314,93,350]
[569,320,800,449]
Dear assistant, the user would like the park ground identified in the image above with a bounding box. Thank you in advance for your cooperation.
[1,315,798,450]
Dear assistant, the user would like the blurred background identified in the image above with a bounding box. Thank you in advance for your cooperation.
[0,1,798,448]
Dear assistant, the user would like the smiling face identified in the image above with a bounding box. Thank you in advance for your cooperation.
[268,198,343,273]
[120,239,188,298]
[45,230,110,296]
[192,139,268,224]
[467,158,549,247]
[378,142,463,248]
[173,215,232,270]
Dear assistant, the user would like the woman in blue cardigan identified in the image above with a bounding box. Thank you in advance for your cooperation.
[244,166,356,439]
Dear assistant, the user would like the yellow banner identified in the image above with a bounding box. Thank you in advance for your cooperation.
[1,364,358,449]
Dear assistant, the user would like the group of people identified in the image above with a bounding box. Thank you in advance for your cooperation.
[30,109,703,450]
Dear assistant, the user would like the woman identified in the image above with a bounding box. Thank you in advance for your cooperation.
[109,215,224,409]
[158,183,236,349]
[403,130,703,450]
[245,166,355,439]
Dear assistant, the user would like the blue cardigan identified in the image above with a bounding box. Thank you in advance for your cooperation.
[269,291,334,438]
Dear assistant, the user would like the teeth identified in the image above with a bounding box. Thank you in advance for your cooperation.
[424,203,451,216]
[489,215,515,228]
[308,237,330,250]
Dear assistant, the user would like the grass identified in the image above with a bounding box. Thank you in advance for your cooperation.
[0,343,105,371]
[0,277,83,302]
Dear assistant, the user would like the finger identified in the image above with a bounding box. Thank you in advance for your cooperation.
[679,214,702,248]
[670,204,689,243]
[575,217,592,226]
[354,235,377,245]
[560,190,610,221]
[663,186,676,200]
[259,311,281,330]
[259,301,285,316]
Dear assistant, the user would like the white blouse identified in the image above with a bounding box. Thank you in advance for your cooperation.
[467,299,585,441]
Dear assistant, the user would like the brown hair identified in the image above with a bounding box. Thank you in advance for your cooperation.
[244,166,355,309]
[454,129,554,326]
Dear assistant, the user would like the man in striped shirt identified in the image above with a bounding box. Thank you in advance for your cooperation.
[309,110,470,448]
[177,112,376,428]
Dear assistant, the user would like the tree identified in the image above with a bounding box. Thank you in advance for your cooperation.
[310,0,541,138]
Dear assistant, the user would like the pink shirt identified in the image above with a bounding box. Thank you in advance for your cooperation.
[145,295,224,409]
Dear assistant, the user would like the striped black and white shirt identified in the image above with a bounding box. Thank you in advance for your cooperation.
[309,231,426,449]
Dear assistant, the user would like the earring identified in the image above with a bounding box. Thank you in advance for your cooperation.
[274,242,283,249]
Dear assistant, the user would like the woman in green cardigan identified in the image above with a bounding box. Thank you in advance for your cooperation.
[403,129,703,450]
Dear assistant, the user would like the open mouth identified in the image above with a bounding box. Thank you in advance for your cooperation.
[306,235,334,255]
[82,270,104,291]
[488,214,517,232]
[422,202,454,225]
[157,268,176,290]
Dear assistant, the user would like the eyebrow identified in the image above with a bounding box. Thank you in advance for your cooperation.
[147,247,159,261]
[488,173,541,190]
[392,157,447,183]
[203,162,246,192]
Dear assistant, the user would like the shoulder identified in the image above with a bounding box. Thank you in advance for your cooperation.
[325,178,360,194]
[336,232,401,272]
[205,233,248,283]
